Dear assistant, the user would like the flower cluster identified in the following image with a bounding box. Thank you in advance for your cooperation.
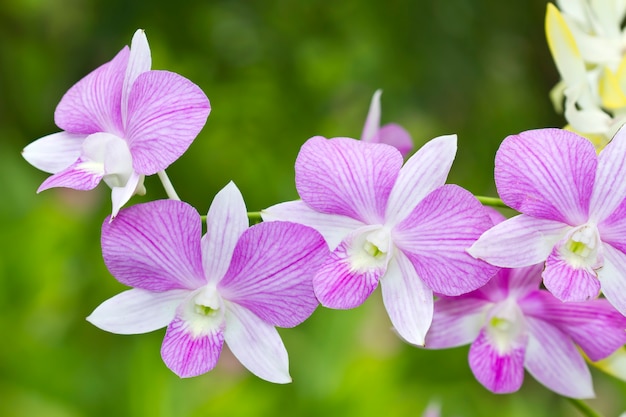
[546,1,626,148]
[20,12,626,411]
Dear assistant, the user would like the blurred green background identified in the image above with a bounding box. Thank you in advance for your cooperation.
[1,0,623,416]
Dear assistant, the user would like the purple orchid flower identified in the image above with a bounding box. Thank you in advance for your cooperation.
[87,182,328,382]
[360,89,413,157]
[468,127,626,316]
[22,29,210,216]
[425,256,626,398]
[262,135,498,346]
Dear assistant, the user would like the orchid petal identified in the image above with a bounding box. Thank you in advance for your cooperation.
[380,250,433,346]
[22,132,86,174]
[126,70,210,175]
[424,296,486,349]
[313,228,386,309]
[543,246,601,302]
[597,243,626,316]
[564,97,613,136]
[468,214,570,267]
[161,316,224,378]
[360,89,382,142]
[599,67,626,109]
[504,263,545,299]
[87,288,187,334]
[495,128,596,225]
[546,3,588,88]
[110,171,142,218]
[520,291,626,361]
[295,136,402,224]
[54,47,128,135]
[37,156,104,192]
[524,316,594,398]
[599,197,626,254]
[202,182,249,285]
[592,347,626,381]
[590,126,626,222]
[395,185,497,296]
[385,134,456,226]
[224,302,291,383]
[262,200,365,250]
[377,123,413,157]
[101,200,206,291]
[468,328,526,394]
[122,29,151,127]
[219,221,326,327]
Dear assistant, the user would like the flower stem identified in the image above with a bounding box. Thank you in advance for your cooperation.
[247,211,262,224]
[200,212,262,223]
[157,170,180,201]
[566,398,604,417]
[475,195,509,208]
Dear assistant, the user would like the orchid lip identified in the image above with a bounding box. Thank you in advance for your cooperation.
[181,285,225,338]
[484,298,526,354]
[558,223,603,269]
[348,226,392,271]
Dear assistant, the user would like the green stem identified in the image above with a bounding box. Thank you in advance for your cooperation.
[157,170,180,201]
[247,211,262,224]
[475,195,509,209]
[566,398,604,417]
[200,212,262,223]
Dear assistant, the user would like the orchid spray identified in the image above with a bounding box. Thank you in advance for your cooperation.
[20,3,626,416]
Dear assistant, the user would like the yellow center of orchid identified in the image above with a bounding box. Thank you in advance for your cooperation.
[561,224,601,269]
[363,240,384,258]
[183,285,225,337]
[485,298,525,354]
[349,226,391,271]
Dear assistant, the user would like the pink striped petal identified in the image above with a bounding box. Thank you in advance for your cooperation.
[385,135,456,225]
[54,47,128,135]
[224,302,291,383]
[495,128,596,225]
[261,200,365,250]
[295,136,402,224]
[394,185,498,296]
[597,243,626,316]
[202,182,249,285]
[543,245,601,302]
[468,328,526,394]
[126,70,210,175]
[101,200,206,291]
[313,251,383,309]
[520,291,626,361]
[590,126,626,222]
[218,221,327,327]
[161,316,224,378]
[360,89,382,143]
[121,29,151,127]
[87,288,188,334]
[424,296,486,349]
[380,250,434,346]
[599,197,626,254]
[378,123,413,157]
[474,264,543,302]
[37,158,103,192]
[502,263,544,299]
[468,214,570,267]
[22,131,86,174]
[484,206,507,225]
[524,317,594,398]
